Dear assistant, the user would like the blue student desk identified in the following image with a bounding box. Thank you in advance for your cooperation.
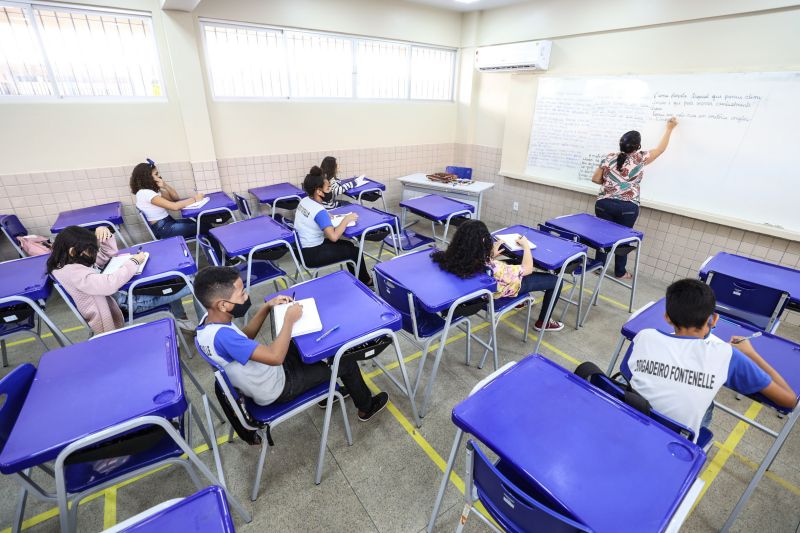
[399,194,474,245]
[108,486,234,533]
[493,224,589,351]
[606,298,800,531]
[0,319,184,473]
[328,203,398,277]
[181,192,238,258]
[428,354,705,533]
[343,177,387,210]
[248,182,306,218]
[268,270,420,482]
[0,253,69,347]
[373,248,498,418]
[545,213,643,325]
[210,215,302,289]
[700,252,800,310]
[50,201,133,247]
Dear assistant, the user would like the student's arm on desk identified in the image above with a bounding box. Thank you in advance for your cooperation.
[150,192,204,211]
[732,337,798,409]
[241,295,293,339]
[322,212,357,242]
[518,236,534,276]
[249,302,302,366]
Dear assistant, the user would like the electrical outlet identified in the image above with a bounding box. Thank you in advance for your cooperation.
[512,201,519,212]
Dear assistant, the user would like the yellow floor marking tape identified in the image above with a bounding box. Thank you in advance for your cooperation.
[689,401,763,515]
[0,434,233,532]
[103,488,117,529]
[716,443,800,497]
[498,318,581,366]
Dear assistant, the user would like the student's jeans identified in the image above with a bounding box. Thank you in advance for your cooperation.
[594,198,640,277]
[114,285,192,319]
[275,345,373,411]
[301,240,372,284]
[518,273,562,322]
[151,216,223,260]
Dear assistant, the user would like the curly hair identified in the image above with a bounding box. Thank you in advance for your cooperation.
[430,220,493,279]
[130,162,158,194]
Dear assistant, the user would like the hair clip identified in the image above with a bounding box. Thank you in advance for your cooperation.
[146,158,156,168]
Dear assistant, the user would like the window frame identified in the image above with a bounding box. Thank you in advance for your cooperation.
[0,0,167,102]
[199,17,458,103]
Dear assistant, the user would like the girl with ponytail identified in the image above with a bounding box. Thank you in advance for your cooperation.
[590,117,678,279]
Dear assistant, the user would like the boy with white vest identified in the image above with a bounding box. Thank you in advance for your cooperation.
[625,279,796,441]
[194,266,388,421]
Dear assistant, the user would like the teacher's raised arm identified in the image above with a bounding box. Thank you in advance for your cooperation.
[590,117,678,280]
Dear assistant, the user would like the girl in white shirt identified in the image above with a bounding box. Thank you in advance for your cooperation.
[130,160,221,257]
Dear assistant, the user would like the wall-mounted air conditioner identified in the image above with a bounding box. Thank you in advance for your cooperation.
[474,41,552,73]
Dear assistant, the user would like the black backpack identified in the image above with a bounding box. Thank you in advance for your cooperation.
[574,361,652,416]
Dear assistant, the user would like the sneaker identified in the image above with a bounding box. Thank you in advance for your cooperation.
[175,317,198,332]
[317,387,350,408]
[357,392,389,422]
[533,319,564,332]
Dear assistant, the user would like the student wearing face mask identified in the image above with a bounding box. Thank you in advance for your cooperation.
[293,167,372,285]
[194,266,388,419]
[47,225,193,334]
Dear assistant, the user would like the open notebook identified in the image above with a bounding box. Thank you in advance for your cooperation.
[494,233,536,252]
[331,213,357,228]
[185,197,210,210]
[272,298,323,337]
[103,252,149,276]
[354,175,369,187]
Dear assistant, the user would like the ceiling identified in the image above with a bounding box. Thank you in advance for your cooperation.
[400,0,531,12]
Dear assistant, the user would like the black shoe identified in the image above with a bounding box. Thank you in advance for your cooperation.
[358,392,389,422]
[317,387,350,408]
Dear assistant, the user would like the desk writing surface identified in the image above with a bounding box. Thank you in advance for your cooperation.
[117,486,234,533]
[399,194,475,222]
[269,271,401,363]
[0,254,50,301]
[547,213,643,249]
[344,177,386,196]
[494,224,587,271]
[0,319,184,473]
[373,249,496,313]
[452,354,705,532]
[181,192,236,218]
[51,202,124,233]
[699,252,800,305]
[329,204,395,239]
[117,237,196,291]
[210,216,294,257]
[248,183,306,204]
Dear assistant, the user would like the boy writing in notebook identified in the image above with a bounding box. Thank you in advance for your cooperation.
[194,266,388,421]
[625,279,797,441]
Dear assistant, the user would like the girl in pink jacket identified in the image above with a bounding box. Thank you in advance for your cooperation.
[47,226,192,335]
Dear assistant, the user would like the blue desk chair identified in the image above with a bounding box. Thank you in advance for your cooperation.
[377,214,435,259]
[194,337,351,501]
[0,214,29,257]
[374,261,491,413]
[0,360,223,533]
[137,209,198,253]
[705,271,789,333]
[198,236,288,294]
[292,230,356,280]
[0,301,51,368]
[445,166,472,181]
[234,193,253,219]
[458,440,591,533]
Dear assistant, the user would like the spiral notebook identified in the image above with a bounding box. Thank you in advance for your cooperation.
[272,298,323,337]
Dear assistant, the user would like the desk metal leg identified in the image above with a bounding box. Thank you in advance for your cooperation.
[580,253,612,327]
[721,408,800,532]
[12,469,30,533]
[630,244,641,312]
[607,336,627,376]
[390,333,421,427]
[419,329,451,419]
[427,429,464,533]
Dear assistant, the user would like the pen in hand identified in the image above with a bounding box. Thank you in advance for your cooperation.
[733,332,762,344]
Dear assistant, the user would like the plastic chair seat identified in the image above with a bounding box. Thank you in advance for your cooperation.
[0,303,38,336]
[697,427,713,450]
[274,199,299,210]
[64,434,184,493]
[383,230,434,252]
[493,294,531,313]
[244,382,335,424]
[359,191,382,203]
[363,227,391,242]
[572,258,604,276]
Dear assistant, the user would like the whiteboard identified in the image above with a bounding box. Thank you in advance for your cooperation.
[524,72,800,236]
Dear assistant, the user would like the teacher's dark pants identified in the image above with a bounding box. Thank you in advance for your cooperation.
[594,198,639,277]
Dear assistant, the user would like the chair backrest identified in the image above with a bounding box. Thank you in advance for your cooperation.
[445,166,472,181]
[197,236,222,266]
[538,223,580,242]
[0,363,36,451]
[374,268,442,337]
[51,277,92,332]
[193,336,252,425]
[233,193,252,219]
[0,215,28,257]
[468,440,590,533]
[706,271,789,331]
[137,209,158,241]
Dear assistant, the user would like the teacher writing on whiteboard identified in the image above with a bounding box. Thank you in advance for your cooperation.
[591,117,678,280]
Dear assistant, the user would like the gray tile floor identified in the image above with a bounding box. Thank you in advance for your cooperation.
[1,228,799,533]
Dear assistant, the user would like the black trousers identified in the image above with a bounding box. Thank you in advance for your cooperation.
[302,240,372,284]
[594,198,640,277]
[275,344,372,411]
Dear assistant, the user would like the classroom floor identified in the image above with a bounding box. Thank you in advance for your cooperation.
[2,224,800,533]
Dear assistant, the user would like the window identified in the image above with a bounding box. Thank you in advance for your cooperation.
[0,2,164,98]
[200,19,456,101]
